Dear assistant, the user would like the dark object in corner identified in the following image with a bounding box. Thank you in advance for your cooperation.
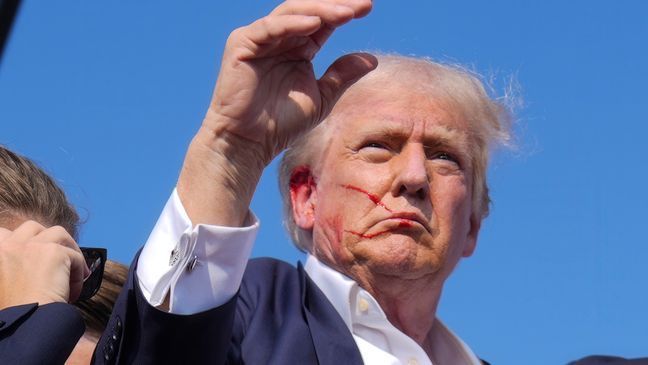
[0,0,22,65]
[569,356,648,365]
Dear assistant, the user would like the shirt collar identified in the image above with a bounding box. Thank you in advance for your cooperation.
[304,254,357,332]
[304,254,482,365]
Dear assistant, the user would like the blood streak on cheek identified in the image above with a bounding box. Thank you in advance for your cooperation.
[342,184,393,212]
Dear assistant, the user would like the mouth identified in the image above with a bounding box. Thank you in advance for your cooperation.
[387,212,432,233]
[345,212,432,240]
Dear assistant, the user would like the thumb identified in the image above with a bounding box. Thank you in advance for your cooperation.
[317,52,378,120]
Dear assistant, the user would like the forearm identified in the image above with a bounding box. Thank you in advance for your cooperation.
[178,122,266,228]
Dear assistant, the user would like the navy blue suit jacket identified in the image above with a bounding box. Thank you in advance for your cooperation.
[0,302,85,364]
[94,257,362,364]
[95,256,488,364]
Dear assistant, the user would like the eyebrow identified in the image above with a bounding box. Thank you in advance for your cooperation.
[426,126,472,161]
[426,125,471,153]
[352,119,469,148]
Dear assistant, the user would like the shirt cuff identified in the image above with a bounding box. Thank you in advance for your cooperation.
[136,188,259,314]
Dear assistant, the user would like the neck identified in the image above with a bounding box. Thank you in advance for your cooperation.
[347,266,444,346]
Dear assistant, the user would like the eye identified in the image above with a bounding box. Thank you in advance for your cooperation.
[427,150,464,175]
[436,152,454,161]
[362,141,389,150]
[427,150,461,166]
[356,140,393,163]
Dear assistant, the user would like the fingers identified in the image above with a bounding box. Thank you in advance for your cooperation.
[7,220,47,243]
[32,225,81,255]
[271,0,365,26]
[232,0,372,58]
[8,221,82,255]
[38,242,87,303]
[0,241,85,306]
[64,246,87,303]
[5,221,90,278]
[0,221,91,304]
[317,52,378,118]
[0,228,11,241]
[272,0,372,19]
[242,15,323,48]
[33,225,90,279]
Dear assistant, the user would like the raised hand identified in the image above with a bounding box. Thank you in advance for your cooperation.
[0,221,89,309]
[179,0,376,227]
[205,0,376,161]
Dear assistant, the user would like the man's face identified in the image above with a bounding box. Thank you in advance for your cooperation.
[293,84,481,283]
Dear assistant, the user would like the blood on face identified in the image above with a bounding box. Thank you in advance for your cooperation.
[290,165,316,190]
[289,169,414,240]
[346,220,413,239]
[341,184,414,239]
[342,184,392,212]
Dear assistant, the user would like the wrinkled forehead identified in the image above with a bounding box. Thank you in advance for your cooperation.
[306,71,483,172]
[327,84,473,143]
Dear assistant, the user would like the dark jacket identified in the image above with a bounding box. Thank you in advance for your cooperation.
[0,302,85,364]
[569,356,648,365]
[95,256,488,364]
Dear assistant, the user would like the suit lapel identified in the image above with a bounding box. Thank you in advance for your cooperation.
[298,262,364,365]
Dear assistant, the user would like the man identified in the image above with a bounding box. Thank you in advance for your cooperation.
[0,145,89,363]
[96,1,509,364]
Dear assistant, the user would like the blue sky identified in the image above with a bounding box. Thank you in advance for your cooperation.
[1,1,647,363]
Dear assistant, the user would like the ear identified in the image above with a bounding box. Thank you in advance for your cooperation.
[462,213,481,257]
[289,167,317,230]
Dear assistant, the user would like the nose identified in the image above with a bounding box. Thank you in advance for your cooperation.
[392,144,429,200]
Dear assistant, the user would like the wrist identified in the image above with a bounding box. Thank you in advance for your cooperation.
[178,123,266,227]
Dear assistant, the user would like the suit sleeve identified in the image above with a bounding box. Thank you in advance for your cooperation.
[0,302,85,365]
[93,251,238,365]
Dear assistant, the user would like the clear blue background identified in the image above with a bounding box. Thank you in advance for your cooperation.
[1,1,647,363]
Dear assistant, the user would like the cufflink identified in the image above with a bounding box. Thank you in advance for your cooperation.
[186,255,199,273]
[167,234,199,273]
[169,234,192,267]
[169,247,180,266]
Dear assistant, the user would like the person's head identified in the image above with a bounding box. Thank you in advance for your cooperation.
[68,259,128,364]
[0,145,79,238]
[0,145,118,364]
[280,54,512,284]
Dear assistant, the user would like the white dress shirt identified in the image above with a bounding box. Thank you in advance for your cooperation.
[136,189,482,364]
[137,190,258,314]
[304,255,482,365]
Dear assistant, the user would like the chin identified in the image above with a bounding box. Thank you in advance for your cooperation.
[353,235,442,278]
